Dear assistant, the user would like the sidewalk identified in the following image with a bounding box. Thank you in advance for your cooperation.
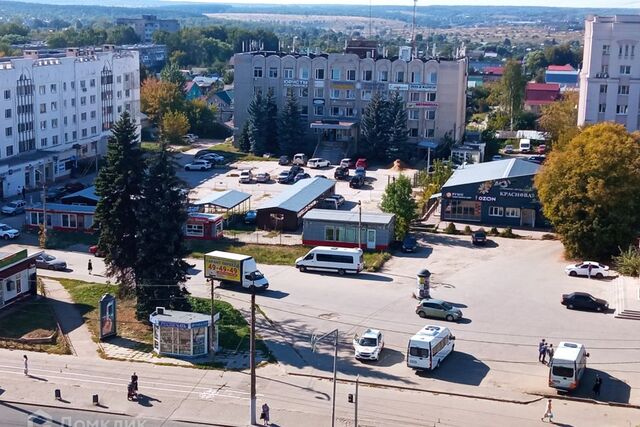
[42,278,98,359]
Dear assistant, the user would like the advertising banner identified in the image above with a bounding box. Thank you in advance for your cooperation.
[409,83,437,91]
[204,255,242,282]
[388,83,409,91]
[99,293,117,340]
[406,102,439,108]
[283,79,309,88]
[331,82,355,90]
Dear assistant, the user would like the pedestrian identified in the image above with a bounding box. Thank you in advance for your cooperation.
[21,186,26,199]
[538,339,547,363]
[547,344,554,363]
[88,259,93,275]
[23,354,28,376]
[260,402,270,426]
[593,374,602,397]
[541,399,553,422]
[588,263,593,279]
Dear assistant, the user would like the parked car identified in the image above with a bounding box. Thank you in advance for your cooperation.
[491,155,503,161]
[184,160,212,171]
[89,245,105,257]
[416,298,463,322]
[185,133,199,141]
[319,198,339,209]
[46,186,67,202]
[293,172,311,183]
[504,144,514,154]
[244,210,257,224]
[471,229,487,246]
[182,135,196,144]
[526,155,546,164]
[565,262,609,279]
[537,144,547,154]
[35,253,67,271]
[199,153,225,164]
[349,174,365,189]
[327,194,345,207]
[355,158,368,169]
[278,155,290,165]
[293,153,308,165]
[355,167,366,177]
[307,158,331,168]
[1,200,26,215]
[64,181,86,194]
[334,166,350,180]
[255,172,271,183]
[561,292,609,312]
[353,329,384,361]
[0,223,20,240]
[340,158,355,169]
[239,170,253,183]
[289,165,304,176]
[277,170,293,184]
[402,234,417,253]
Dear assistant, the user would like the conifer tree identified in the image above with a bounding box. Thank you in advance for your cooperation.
[264,88,279,154]
[238,122,251,153]
[387,91,409,161]
[247,91,268,155]
[360,92,390,160]
[278,93,304,156]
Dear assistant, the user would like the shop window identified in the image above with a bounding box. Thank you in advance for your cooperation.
[325,226,335,241]
[6,280,15,292]
[16,276,21,293]
[62,214,77,228]
[186,223,204,237]
[488,206,504,217]
[505,207,521,218]
[444,200,481,221]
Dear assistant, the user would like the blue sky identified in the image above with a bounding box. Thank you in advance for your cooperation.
[177,0,640,7]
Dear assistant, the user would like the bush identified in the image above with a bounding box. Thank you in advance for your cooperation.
[499,227,519,238]
[541,233,558,240]
[489,227,499,236]
[463,225,472,235]
[613,246,640,277]
[444,223,458,234]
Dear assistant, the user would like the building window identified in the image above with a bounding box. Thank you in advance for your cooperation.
[314,105,324,116]
[602,44,610,55]
[91,126,97,135]
[40,104,46,113]
[315,68,325,79]
[599,84,607,93]
[444,200,481,221]
[616,104,628,115]
[41,137,48,147]
[620,65,631,75]
[5,127,12,137]
[345,89,355,99]
[51,101,57,111]
[6,146,13,156]
[4,108,10,118]
[300,87,308,97]
[253,67,263,78]
[325,226,335,241]
[52,135,59,145]
[40,121,46,130]
[345,107,355,117]
[300,68,309,79]
[4,89,10,99]
[52,119,58,128]
[331,68,341,80]
[50,83,57,93]
[71,98,76,107]
[505,207,520,218]
[428,72,438,84]
[362,70,372,81]
[314,88,324,98]
[331,106,341,116]
[91,111,96,119]
[426,109,436,120]
[283,68,294,79]
[82,128,87,137]
[410,71,421,83]
[488,206,504,217]
[409,128,419,137]
[268,67,278,78]
[301,105,308,116]
[410,92,420,102]
[601,65,609,76]
[61,214,77,228]
[425,128,435,138]
[379,70,388,82]
[427,92,436,102]
[618,85,630,95]
[346,69,356,81]
[80,97,86,106]
[396,71,405,83]
[81,112,87,121]
[598,103,606,113]
[361,89,372,100]
[409,109,419,120]
[331,89,341,99]
[39,85,46,95]
[186,223,204,237]
[90,95,96,104]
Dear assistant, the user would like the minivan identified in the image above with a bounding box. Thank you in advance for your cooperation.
[519,138,531,153]
[293,153,308,165]
[295,246,364,275]
[549,342,589,392]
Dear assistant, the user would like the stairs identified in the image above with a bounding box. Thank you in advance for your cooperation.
[312,140,349,165]
[613,277,640,320]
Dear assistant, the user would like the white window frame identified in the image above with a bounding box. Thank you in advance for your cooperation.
[186,223,204,237]
[505,207,520,218]
[284,68,294,79]
[61,213,77,228]
[488,206,504,217]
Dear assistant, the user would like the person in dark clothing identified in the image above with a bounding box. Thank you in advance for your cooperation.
[593,374,602,397]
[88,259,93,275]
[538,339,547,363]
[21,187,26,199]
[131,372,138,391]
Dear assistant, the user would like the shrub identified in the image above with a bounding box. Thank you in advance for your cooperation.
[463,225,472,235]
[613,246,640,277]
[489,227,499,236]
[541,233,558,240]
[499,227,519,238]
[444,222,458,234]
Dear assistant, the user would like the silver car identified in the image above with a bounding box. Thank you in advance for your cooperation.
[415,298,463,322]
[35,253,67,271]
[1,200,26,215]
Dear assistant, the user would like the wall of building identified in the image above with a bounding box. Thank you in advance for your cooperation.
[0,258,37,308]
[302,218,394,250]
[25,208,95,232]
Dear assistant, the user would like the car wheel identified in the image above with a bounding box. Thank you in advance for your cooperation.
[338,269,345,276]
[185,167,190,171]
[298,266,306,272]
[3,235,8,240]
[595,273,603,279]
[568,304,574,309]
[445,315,454,322]
[569,271,577,277]
[417,311,427,318]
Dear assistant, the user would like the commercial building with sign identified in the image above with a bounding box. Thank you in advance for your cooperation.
[234,50,467,161]
[0,249,41,310]
[440,159,544,228]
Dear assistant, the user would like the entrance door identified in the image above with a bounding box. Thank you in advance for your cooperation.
[521,209,536,227]
[366,229,376,250]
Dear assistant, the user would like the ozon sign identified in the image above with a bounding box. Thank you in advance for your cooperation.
[476,195,497,202]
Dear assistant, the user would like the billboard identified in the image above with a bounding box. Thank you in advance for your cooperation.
[99,293,117,340]
[204,255,242,282]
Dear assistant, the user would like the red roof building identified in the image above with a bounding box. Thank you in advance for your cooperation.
[546,64,575,72]
[524,82,561,113]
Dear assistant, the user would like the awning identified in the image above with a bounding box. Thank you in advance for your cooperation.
[418,140,439,149]
[429,192,442,199]
[310,121,358,130]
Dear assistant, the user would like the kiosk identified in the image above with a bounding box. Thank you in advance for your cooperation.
[149,307,214,357]
[414,269,431,299]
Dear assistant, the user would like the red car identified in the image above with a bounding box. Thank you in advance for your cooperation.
[89,245,105,257]
[536,144,547,154]
[355,158,368,169]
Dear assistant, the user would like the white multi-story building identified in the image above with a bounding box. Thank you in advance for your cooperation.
[578,15,640,131]
[0,46,140,198]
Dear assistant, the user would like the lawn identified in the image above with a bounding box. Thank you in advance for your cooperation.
[41,230,98,249]
[196,142,275,163]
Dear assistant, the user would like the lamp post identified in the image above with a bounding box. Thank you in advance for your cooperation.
[357,201,362,249]
[311,329,339,427]
[249,273,258,425]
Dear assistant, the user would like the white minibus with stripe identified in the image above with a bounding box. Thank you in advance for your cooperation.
[295,246,364,275]
[548,342,589,391]
[406,325,455,370]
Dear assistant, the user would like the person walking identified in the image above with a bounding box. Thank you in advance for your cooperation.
[260,402,270,426]
[23,355,28,376]
[547,344,554,363]
[593,374,602,397]
[538,339,547,363]
[541,399,553,422]
[21,186,26,200]
[587,263,593,279]
[88,259,93,275]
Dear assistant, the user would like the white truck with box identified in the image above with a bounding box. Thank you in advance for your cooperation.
[204,251,269,290]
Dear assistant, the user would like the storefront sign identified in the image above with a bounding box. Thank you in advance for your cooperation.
[476,195,497,202]
[283,79,309,88]
[388,83,409,91]
[0,250,28,269]
[406,101,439,108]
[361,82,386,90]
[313,98,325,105]
[409,83,437,91]
[191,321,210,329]
[331,82,355,90]
[158,321,189,329]
[204,254,242,282]
[444,192,472,200]
[499,191,536,199]
[99,293,117,340]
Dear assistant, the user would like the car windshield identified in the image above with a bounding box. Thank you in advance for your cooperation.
[43,254,55,261]
[251,271,264,280]
[441,302,453,310]
[8,202,18,208]
[358,337,378,347]
[0,225,9,231]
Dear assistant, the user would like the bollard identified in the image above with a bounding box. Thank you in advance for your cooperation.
[93,394,99,405]
[54,389,61,400]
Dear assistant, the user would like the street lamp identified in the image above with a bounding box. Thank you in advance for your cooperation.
[311,329,339,427]
[357,201,362,249]
[249,272,258,425]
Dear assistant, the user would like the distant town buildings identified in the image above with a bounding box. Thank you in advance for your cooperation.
[0,46,140,198]
[524,82,561,114]
[115,15,179,44]
[578,15,640,132]
[119,44,168,72]
[544,64,579,90]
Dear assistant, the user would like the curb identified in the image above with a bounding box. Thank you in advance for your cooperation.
[173,420,237,427]
[0,398,131,417]
[526,392,640,410]
[287,372,541,405]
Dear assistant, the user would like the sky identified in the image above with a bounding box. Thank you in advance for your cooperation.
[174,0,640,7]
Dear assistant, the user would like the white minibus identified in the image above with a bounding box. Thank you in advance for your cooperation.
[548,341,589,391]
[295,246,364,275]
[407,325,455,370]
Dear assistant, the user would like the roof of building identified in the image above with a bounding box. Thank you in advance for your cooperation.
[258,177,335,212]
[193,190,250,209]
[483,66,504,75]
[303,209,394,225]
[149,308,211,326]
[184,81,196,92]
[442,158,540,188]
[547,64,576,72]
[0,149,52,168]
[193,76,220,87]
[61,186,99,203]
[525,82,560,105]
[27,202,96,214]
[495,130,548,140]
[212,89,234,105]
[0,249,42,270]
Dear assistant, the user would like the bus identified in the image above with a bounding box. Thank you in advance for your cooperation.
[295,246,364,275]
[548,342,589,392]
[407,325,455,370]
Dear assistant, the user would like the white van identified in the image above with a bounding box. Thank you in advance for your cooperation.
[519,138,531,153]
[407,325,455,370]
[295,246,364,275]
[548,342,589,391]
[293,153,308,166]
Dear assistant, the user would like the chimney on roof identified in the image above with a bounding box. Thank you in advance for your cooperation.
[24,50,39,59]
[66,47,79,57]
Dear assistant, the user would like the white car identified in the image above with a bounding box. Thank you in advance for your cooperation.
[184,160,212,171]
[352,329,384,361]
[307,158,330,168]
[239,170,253,183]
[199,153,225,163]
[1,200,26,215]
[0,223,20,240]
[565,261,610,279]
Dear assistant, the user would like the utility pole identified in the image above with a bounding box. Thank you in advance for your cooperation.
[209,278,216,352]
[311,329,339,427]
[357,201,362,249]
[249,276,257,425]
[355,375,360,427]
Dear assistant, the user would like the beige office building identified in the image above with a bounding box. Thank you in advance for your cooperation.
[233,51,467,161]
[578,15,640,132]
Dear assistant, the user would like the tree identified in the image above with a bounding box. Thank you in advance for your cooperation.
[538,91,579,150]
[386,91,408,161]
[360,92,390,160]
[264,88,279,154]
[278,93,304,155]
[160,62,187,93]
[380,175,417,240]
[489,60,526,131]
[94,112,144,295]
[238,122,252,153]
[106,25,140,45]
[135,144,192,319]
[140,78,184,126]
[544,43,581,68]
[161,111,190,145]
[535,123,640,259]
[185,99,218,138]
[525,50,548,78]
[247,91,268,156]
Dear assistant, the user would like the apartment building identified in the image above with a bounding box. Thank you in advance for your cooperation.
[115,15,180,44]
[233,51,467,160]
[578,15,640,132]
[0,46,140,198]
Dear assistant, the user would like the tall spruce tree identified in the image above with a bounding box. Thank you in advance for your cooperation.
[160,61,187,94]
[247,91,268,155]
[94,112,144,295]
[135,143,192,319]
[387,91,409,161]
[238,122,252,153]
[278,93,304,156]
[264,88,279,154]
[360,92,390,160]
